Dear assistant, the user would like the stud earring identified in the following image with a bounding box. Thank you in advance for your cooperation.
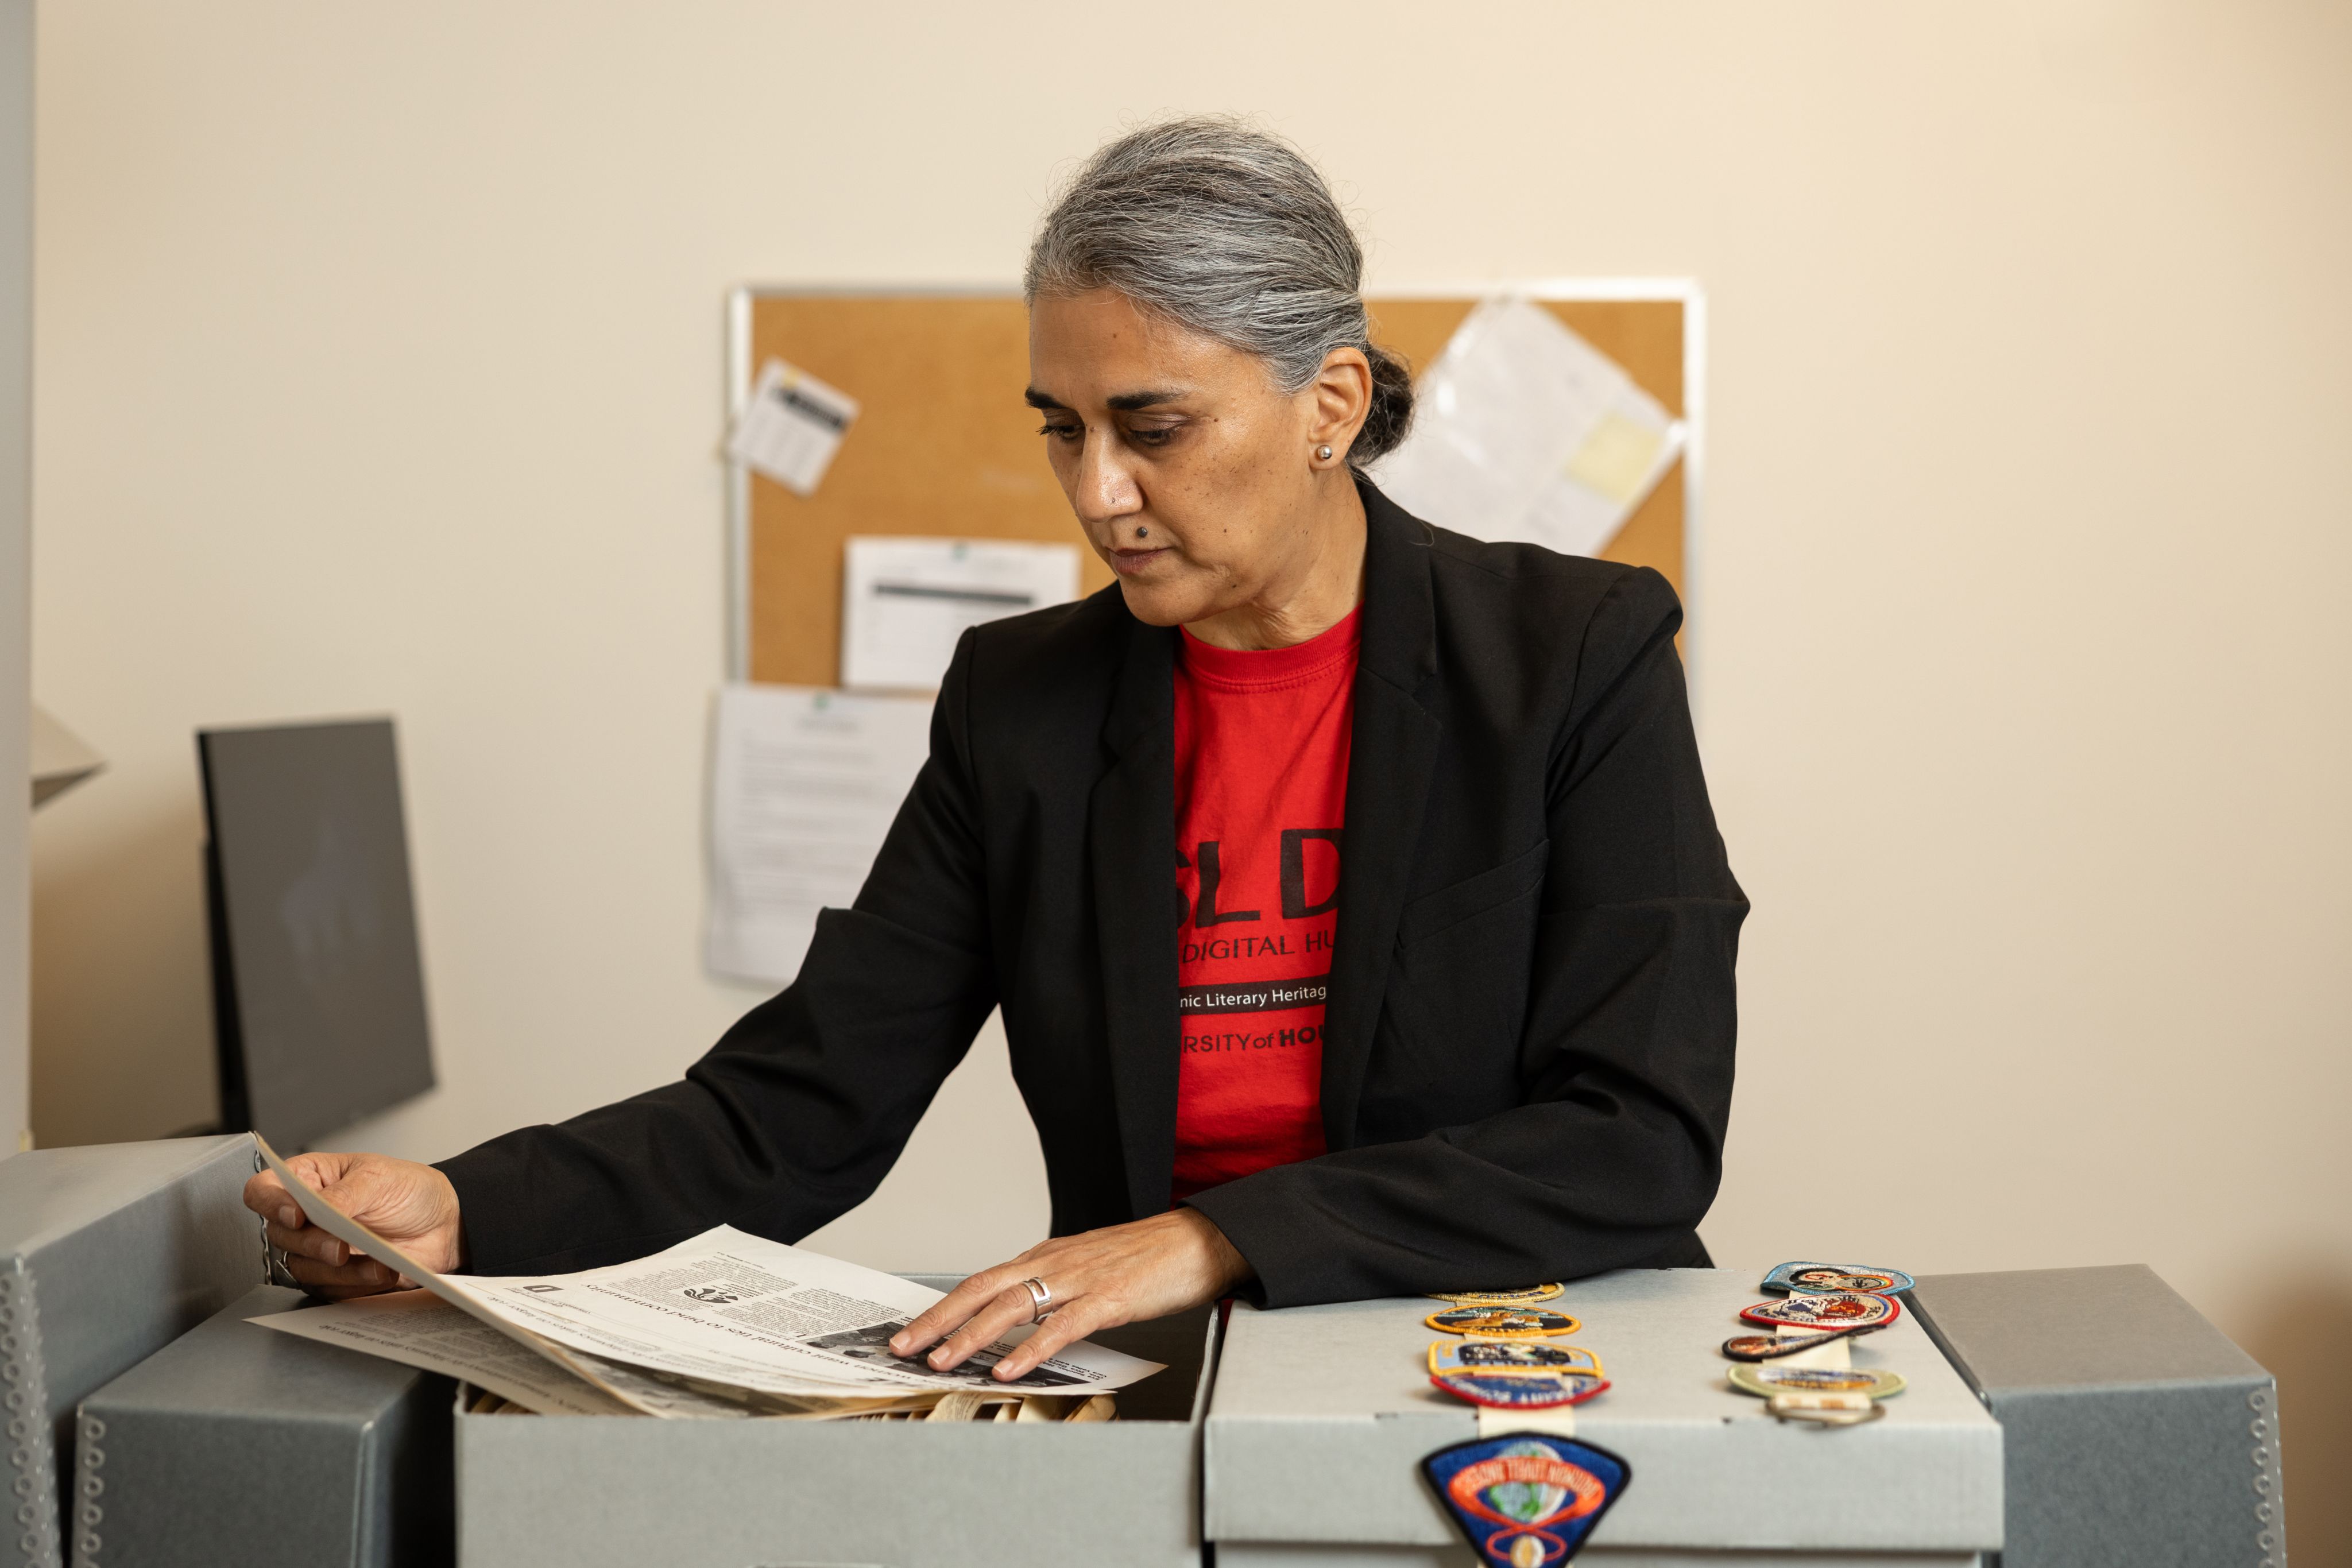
[1316,444,1333,462]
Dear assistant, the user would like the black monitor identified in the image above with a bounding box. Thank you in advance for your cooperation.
[198,717,435,1151]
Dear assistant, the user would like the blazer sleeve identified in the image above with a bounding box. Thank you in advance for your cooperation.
[436,635,1001,1275]
[1183,569,1746,1307]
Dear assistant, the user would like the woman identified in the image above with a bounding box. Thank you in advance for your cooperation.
[247,118,1745,1385]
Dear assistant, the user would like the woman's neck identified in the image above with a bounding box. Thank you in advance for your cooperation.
[1182,478,1368,652]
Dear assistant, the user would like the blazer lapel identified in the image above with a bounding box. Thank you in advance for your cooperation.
[1089,610,1182,1219]
[1321,483,1443,1151]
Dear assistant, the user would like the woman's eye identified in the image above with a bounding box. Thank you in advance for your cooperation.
[1038,423,1082,442]
[1127,426,1177,448]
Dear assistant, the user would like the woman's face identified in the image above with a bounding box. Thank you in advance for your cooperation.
[1027,288,1366,629]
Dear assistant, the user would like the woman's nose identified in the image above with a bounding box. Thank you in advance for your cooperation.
[1073,433,1142,526]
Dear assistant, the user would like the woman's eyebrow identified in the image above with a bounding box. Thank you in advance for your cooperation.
[1022,386,1187,413]
[1106,389,1185,411]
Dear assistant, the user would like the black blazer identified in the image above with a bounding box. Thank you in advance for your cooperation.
[440,482,1747,1306]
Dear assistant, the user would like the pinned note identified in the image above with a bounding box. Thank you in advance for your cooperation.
[1371,297,1683,559]
[728,358,860,495]
[841,536,1082,692]
[705,683,934,986]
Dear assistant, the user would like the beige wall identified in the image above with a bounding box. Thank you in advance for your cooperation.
[25,0,2351,1551]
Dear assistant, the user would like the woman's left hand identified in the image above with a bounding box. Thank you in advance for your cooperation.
[889,1207,1253,1381]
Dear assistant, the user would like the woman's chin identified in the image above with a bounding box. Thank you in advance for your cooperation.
[1115,576,1217,629]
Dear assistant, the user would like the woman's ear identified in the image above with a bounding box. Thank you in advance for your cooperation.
[1307,346,1373,460]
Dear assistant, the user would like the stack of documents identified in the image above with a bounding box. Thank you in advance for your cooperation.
[250,1139,1160,1420]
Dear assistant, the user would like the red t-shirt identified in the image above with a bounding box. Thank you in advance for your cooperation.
[1170,608,1360,1201]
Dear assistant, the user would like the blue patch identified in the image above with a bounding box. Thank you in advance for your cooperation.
[1761,1261,1914,1296]
[1432,1339,1600,1375]
[1422,1433,1630,1566]
[1430,1370,1611,1410]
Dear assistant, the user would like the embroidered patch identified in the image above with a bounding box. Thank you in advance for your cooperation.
[1432,1339,1602,1376]
[1719,1323,1885,1361]
[1739,1292,1900,1330]
[1422,1433,1631,1567]
[1761,1261,1914,1296]
[1428,1283,1566,1305]
[1426,1307,1582,1339]
[1728,1364,1905,1399]
[1430,1369,1612,1410]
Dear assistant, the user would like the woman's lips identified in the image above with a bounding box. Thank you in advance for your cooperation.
[1109,547,1170,576]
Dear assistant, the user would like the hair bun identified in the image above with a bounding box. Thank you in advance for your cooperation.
[1351,342,1416,467]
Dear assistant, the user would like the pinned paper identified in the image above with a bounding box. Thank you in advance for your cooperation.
[841,536,1081,692]
[1371,297,1684,559]
[728,358,859,495]
[705,683,934,986]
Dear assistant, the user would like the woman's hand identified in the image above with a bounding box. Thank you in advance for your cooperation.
[889,1207,1252,1381]
[241,1150,466,1300]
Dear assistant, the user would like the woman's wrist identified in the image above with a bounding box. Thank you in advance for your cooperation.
[1177,1204,1254,1294]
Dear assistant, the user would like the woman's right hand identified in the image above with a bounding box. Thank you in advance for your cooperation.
[241,1150,466,1300]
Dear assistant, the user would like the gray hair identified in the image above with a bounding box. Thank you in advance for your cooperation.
[1024,116,1414,466]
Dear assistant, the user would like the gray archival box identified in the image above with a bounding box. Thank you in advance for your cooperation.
[0,1135,260,1568]
[1206,1269,2003,1567]
[72,1284,453,1568]
[454,1279,1219,1568]
[1909,1264,2285,1568]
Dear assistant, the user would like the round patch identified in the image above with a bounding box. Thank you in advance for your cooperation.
[1739,1292,1900,1331]
[1431,1339,1601,1376]
[1761,1261,1916,1296]
[1720,1334,1789,1362]
[1426,1306,1583,1339]
[1426,1283,1565,1306]
[1719,1322,1886,1361]
[1769,1395,1886,1427]
[1787,1270,1903,1295]
[1430,1369,1612,1410]
[1729,1364,1906,1400]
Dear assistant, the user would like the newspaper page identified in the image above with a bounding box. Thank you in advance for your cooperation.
[256,1137,707,1414]
[251,1292,941,1419]
[434,1226,1163,1398]
[249,1291,638,1416]
[256,1137,1163,1402]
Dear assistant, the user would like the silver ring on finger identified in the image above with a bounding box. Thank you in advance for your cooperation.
[1018,1276,1054,1324]
[269,1246,300,1287]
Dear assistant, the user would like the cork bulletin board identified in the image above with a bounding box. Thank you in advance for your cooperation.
[725,285,1701,686]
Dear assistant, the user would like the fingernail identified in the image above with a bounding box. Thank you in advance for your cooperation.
[279,1207,298,1227]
